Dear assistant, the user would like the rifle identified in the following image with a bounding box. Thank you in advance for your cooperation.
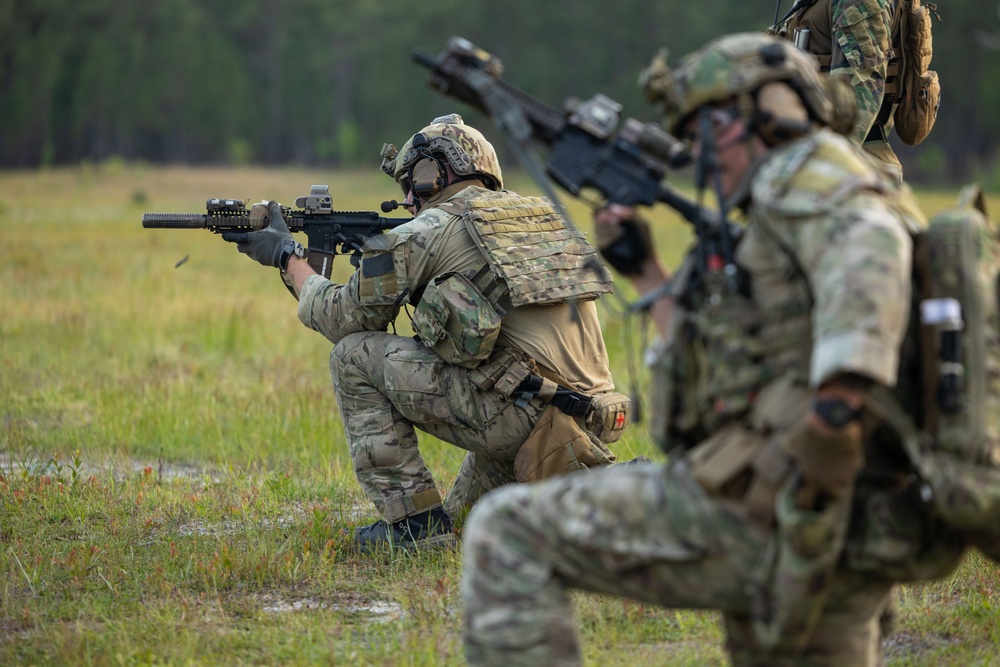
[412,38,731,232]
[142,185,411,278]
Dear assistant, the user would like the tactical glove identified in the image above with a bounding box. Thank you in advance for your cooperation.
[593,213,653,276]
[222,200,304,270]
[784,419,863,510]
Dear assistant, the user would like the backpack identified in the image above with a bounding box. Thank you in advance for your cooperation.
[885,0,942,146]
[867,184,1000,558]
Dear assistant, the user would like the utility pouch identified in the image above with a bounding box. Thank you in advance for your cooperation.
[411,271,503,369]
[688,424,767,499]
[892,0,940,146]
[751,479,853,654]
[467,347,532,395]
[845,483,966,581]
[692,291,770,428]
[584,392,632,444]
[514,404,617,483]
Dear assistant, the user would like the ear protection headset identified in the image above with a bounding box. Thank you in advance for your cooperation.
[750,80,813,146]
[407,133,448,201]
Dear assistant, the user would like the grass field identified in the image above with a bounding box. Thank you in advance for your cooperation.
[1,164,999,666]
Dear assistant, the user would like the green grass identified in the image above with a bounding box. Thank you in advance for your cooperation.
[1,164,999,666]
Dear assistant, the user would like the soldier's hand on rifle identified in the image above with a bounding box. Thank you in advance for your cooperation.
[221,200,305,270]
[784,380,867,510]
[595,204,676,337]
[593,204,653,276]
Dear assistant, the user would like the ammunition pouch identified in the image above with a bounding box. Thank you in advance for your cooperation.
[688,424,768,502]
[467,346,534,397]
[845,480,968,580]
[690,290,773,430]
[411,270,504,369]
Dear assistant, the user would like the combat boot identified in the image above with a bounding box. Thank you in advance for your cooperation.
[350,507,456,553]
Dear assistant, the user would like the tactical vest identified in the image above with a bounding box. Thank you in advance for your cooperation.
[649,242,815,453]
[656,181,1000,560]
[411,188,614,369]
[460,189,614,307]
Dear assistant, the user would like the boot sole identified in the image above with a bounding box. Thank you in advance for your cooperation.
[351,530,458,554]
[409,532,458,551]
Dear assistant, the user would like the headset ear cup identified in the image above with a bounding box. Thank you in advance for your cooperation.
[753,81,812,146]
[410,158,446,199]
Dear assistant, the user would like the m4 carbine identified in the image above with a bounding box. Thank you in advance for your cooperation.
[142,185,411,278]
[413,37,747,305]
[413,38,719,227]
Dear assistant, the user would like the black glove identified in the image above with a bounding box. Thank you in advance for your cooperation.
[222,200,303,270]
[593,214,653,276]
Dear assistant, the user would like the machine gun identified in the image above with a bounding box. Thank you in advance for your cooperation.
[413,37,746,304]
[412,38,732,230]
[142,185,411,278]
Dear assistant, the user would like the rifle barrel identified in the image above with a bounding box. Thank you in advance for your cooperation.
[412,49,435,69]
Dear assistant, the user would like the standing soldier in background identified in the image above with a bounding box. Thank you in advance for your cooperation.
[768,0,941,183]
[461,33,967,666]
[222,115,628,553]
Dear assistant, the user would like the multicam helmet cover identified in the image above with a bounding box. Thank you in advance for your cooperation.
[642,33,834,138]
[380,114,503,190]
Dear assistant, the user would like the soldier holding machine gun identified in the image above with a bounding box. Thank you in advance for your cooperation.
[456,33,968,666]
[187,116,627,553]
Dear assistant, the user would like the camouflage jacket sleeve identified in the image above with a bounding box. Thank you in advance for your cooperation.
[296,271,400,345]
[830,0,894,143]
[750,131,912,387]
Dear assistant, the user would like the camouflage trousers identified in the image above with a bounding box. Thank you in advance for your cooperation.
[462,461,893,667]
[330,331,545,522]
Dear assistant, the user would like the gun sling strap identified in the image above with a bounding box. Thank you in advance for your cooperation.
[513,374,593,418]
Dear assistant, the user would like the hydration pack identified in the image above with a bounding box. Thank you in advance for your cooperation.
[870,184,1000,558]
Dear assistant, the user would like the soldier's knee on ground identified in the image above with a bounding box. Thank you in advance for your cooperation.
[329,332,371,387]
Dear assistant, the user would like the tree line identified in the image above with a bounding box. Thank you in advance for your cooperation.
[3,0,999,184]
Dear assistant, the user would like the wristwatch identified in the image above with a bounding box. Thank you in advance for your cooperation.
[278,240,307,271]
[812,397,863,429]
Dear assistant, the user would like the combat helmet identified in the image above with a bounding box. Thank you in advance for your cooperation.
[380,114,503,197]
[642,33,838,144]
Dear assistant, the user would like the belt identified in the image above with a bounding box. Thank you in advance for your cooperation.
[513,374,592,417]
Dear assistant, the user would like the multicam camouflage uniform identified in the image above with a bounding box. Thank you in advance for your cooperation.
[296,177,615,523]
[769,0,903,181]
[461,80,967,667]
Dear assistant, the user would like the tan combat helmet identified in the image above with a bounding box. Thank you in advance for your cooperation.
[642,33,843,145]
[380,114,503,193]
